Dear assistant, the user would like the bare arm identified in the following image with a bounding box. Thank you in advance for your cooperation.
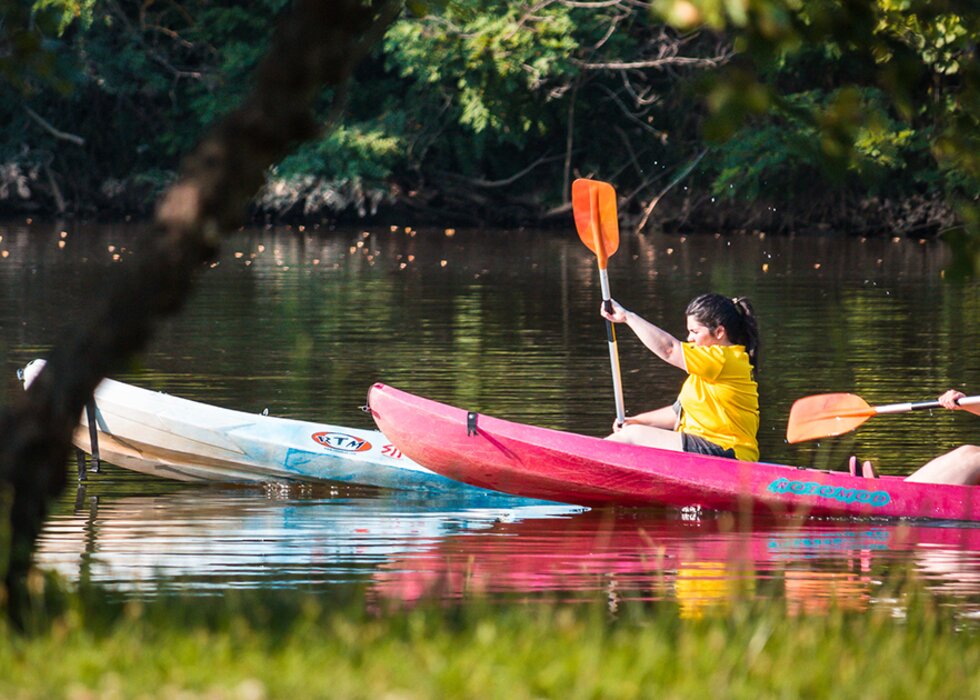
[616,405,678,431]
[600,299,686,370]
[939,389,980,417]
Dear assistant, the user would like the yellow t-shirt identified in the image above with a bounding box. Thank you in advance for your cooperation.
[677,343,759,461]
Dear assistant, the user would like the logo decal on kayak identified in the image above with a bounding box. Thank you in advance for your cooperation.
[767,478,890,507]
[311,432,372,453]
[382,444,402,459]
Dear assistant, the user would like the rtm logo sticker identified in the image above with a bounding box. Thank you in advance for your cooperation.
[311,432,372,453]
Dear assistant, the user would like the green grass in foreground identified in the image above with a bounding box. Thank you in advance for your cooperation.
[1,575,978,699]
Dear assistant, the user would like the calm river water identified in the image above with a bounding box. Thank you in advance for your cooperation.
[1,220,978,617]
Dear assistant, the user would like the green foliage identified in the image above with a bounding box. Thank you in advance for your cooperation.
[0,1,83,93]
[385,3,577,141]
[279,122,404,183]
[2,0,723,222]
[654,0,979,267]
[1,576,978,698]
[711,87,924,203]
[32,0,97,33]
[0,0,977,245]
[378,0,583,194]
[261,120,405,217]
[0,0,291,215]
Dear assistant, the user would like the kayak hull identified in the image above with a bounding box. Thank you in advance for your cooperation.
[368,383,980,521]
[49,369,484,491]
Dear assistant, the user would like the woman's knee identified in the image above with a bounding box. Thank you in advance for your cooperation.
[945,445,980,485]
[950,444,980,465]
[607,424,646,444]
[608,424,682,451]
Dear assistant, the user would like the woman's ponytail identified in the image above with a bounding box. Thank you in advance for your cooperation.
[731,297,759,379]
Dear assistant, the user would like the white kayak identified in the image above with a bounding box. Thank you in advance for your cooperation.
[18,359,483,491]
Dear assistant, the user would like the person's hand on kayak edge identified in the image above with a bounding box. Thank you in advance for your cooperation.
[600,299,629,324]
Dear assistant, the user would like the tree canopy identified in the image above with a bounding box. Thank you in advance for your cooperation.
[1,1,977,270]
[653,0,979,270]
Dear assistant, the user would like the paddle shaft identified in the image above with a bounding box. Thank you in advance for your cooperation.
[599,269,626,426]
[872,396,980,414]
[590,188,626,427]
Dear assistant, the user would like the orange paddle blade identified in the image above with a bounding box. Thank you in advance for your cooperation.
[572,178,619,268]
[786,393,877,443]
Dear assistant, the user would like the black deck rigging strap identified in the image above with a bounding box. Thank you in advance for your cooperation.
[85,399,101,471]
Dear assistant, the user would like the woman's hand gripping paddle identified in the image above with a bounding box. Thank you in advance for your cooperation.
[572,178,626,427]
[786,391,980,443]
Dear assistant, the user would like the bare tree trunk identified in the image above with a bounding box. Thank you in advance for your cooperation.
[0,0,401,625]
[563,78,579,204]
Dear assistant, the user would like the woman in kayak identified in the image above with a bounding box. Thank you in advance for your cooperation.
[854,389,980,484]
[600,293,759,461]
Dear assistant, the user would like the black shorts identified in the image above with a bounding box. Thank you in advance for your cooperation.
[681,433,736,459]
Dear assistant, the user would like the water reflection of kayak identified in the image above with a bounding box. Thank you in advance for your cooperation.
[369,508,980,614]
[368,383,980,521]
[19,359,492,493]
[35,488,586,591]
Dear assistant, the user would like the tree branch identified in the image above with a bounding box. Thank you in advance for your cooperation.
[635,149,706,232]
[435,153,563,189]
[0,0,401,625]
[22,105,85,146]
[574,51,735,71]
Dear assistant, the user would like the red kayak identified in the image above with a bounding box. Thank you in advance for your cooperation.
[367,383,980,521]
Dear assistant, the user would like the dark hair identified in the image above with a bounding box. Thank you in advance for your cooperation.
[685,293,760,378]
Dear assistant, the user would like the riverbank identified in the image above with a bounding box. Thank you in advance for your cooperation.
[0,172,958,239]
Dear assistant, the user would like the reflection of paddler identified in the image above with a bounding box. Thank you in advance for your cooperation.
[674,561,755,619]
[784,570,870,616]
